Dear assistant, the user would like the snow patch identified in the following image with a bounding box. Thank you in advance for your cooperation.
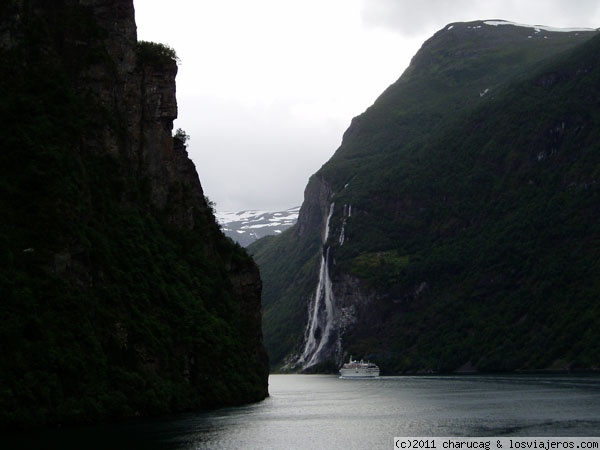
[484,20,596,33]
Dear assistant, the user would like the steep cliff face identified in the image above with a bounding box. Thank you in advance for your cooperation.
[251,21,600,373]
[0,0,268,428]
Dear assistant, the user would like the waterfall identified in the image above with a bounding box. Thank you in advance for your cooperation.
[339,203,351,246]
[323,202,334,242]
[298,203,337,369]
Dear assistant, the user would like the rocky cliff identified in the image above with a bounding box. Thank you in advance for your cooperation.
[0,0,268,428]
[250,20,600,373]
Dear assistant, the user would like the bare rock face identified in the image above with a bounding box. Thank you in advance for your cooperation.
[296,175,333,239]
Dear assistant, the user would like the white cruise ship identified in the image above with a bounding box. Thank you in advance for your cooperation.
[339,356,380,378]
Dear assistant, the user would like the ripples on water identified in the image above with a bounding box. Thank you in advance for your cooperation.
[4,374,600,449]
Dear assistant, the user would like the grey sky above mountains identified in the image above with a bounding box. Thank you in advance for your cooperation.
[135,0,600,212]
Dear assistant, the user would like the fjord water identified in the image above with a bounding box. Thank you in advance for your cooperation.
[5,374,600,449]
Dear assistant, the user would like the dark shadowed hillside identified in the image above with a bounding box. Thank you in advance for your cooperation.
[0,0,268,428]
[250,20,600,373]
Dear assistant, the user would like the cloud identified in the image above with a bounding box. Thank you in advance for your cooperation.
[360,0,477,36]
[181,94,344,211]
[136,0,413,211]
[136,0,599,211]
[360,0,600,36]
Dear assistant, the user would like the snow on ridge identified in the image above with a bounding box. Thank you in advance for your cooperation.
[484,20,596,33]
[242,222,291,230]
[216,206,301,225]
[216,206,301,246]
[215,210,267,223]
[216,206,300,230]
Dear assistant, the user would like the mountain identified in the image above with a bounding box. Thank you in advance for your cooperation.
[249,20,600,373]
[217,207,300,247]
[0,0,268,428]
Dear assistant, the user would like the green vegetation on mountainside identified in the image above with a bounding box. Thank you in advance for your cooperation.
[334,35,600,372]
[320,22,597,190]
[252,22,600,372]
[249,228,322,365]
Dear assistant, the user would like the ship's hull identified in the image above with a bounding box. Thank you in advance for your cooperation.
[339,368,380,378]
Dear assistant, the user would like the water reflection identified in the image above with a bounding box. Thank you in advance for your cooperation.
[3,374,600,449]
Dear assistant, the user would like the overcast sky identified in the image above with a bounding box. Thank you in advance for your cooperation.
[134,0,600,212]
